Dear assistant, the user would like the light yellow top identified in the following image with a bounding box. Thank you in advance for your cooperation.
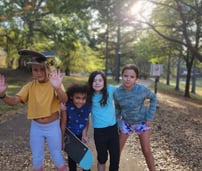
[17,80,64,119]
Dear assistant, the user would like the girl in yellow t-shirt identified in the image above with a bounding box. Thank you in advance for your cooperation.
[0,50,68,171]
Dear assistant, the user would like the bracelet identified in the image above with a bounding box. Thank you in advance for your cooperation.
[0,94,6,99]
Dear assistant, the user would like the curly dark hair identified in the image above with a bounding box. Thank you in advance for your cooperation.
[66,83,88,101]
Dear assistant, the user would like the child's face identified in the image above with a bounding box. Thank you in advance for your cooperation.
[31,64,48,82]
[122,69,137,90]
[72,93,87,108]
[92,74,104,93]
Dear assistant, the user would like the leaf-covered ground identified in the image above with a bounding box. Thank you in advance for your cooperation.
[125,90,202,171]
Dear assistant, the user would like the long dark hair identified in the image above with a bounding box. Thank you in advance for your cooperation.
[87,70,108,106]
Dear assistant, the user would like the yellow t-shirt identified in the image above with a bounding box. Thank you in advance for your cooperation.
[17,80,64,119]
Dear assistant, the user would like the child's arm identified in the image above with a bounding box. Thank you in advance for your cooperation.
[1,95,21,105]
[49,70,68,103]
[113,91,122,124]
[0,74,21,105]
[60,103,67,150]
[146,88,157,125]
[82,119,90,144]
[114,101,121,122]
[55,86,68,103]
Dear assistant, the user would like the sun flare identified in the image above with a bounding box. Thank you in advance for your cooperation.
[130,0,154,20]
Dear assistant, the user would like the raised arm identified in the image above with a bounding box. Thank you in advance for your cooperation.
[0,74,21,105]
[49,70,68,103]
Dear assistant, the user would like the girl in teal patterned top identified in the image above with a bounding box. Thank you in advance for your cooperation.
[114,64,157,171]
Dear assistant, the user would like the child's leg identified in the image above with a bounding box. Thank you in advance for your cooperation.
[68,155,77,171]
[119,131,129,154]
[30,121,45,170]
[97,162,105,171]
[138,130,155,171]
[46,120,67,170]
[94,128,108,171]
[118,119,130,154]
[108,124,120,171]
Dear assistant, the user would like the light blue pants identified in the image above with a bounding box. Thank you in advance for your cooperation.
[30,119,65,169]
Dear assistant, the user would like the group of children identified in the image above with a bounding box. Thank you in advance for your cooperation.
[0,50,157,171]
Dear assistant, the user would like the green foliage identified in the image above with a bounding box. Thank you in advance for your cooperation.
[0,0,202,98]
[0,0,101,72]
[67,41,104,73]
[62,75,88,90]
[152,80,202,101]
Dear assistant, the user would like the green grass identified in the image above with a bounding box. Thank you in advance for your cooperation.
[153,78,202,100]
[62,75,88,89]
[0,104,20,113]
[7,85,23,94]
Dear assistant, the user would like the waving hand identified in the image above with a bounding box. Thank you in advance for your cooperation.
[49,69,63,89]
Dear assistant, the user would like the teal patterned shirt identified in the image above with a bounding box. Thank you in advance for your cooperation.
[113,83,157,125]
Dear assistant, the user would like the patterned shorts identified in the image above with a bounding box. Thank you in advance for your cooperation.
[119,119,150,135]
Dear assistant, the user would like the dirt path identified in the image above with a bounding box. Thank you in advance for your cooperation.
[0,112,146,171]
[86,119,146,171]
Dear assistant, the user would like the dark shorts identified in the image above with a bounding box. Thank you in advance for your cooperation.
[94,123,120,171]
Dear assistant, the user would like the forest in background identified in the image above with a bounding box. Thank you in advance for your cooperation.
[0,0,202,97]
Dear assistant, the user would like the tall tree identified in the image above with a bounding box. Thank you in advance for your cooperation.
[147,0,202,97]
[0,0,102,72]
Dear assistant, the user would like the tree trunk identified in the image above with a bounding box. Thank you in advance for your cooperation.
[175,54,181,91]
[105,19,109,76]
[191,67,196,94]
[184,65,192,97]
[166,54,171,85]
[115,18,121,82]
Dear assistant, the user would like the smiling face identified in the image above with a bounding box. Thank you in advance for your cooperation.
[71,92,87,108]
[92,74,104,93]
[122,69,137,90]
